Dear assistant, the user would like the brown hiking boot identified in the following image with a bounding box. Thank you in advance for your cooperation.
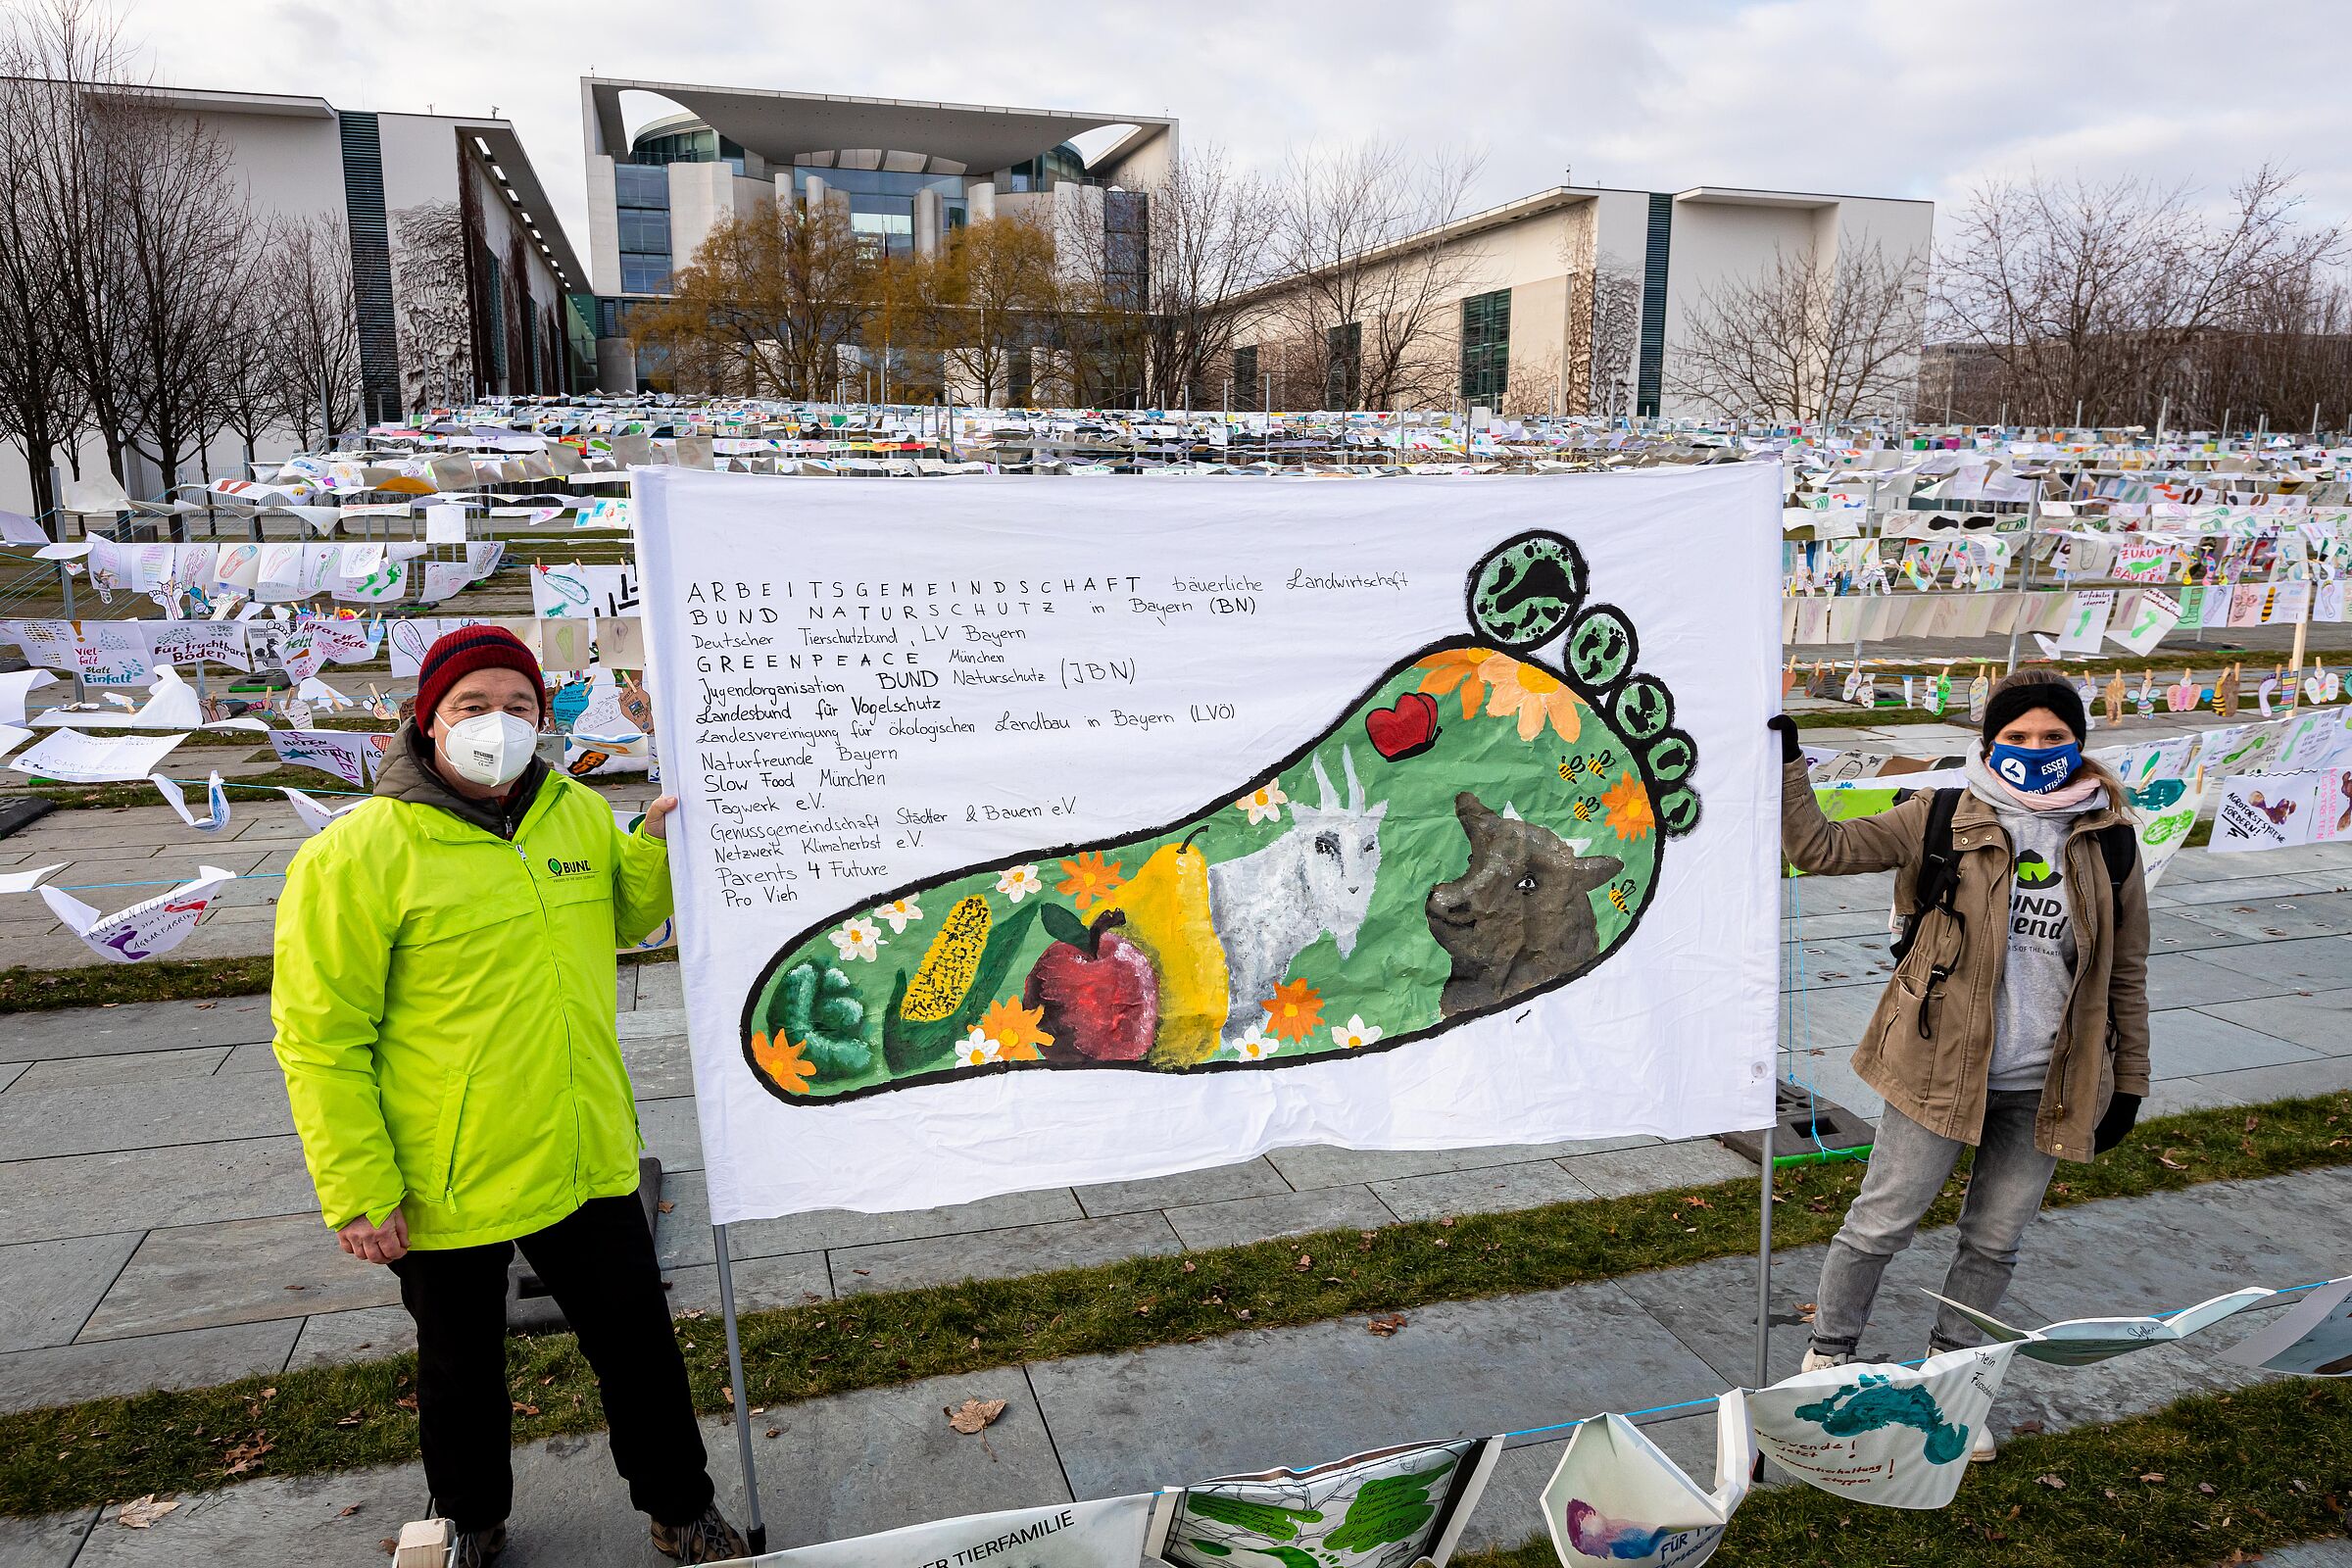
[651,1504,749,1563]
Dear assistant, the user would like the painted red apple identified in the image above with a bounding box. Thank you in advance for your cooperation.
[1024,906,1158,1061]
[1365,690,1440,760]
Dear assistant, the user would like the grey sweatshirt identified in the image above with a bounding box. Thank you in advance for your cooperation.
[1964,755,2106,1092]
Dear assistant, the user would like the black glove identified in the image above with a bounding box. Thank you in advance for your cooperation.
[2093,1093,2142,1154]
[1767,713,1802,765]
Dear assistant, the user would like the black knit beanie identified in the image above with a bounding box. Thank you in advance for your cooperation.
[1982,673,2085,748]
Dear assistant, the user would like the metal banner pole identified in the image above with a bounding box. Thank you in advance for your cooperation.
[2005,492,2040,675]
[712,1226,767,1555]
[1753,1122,1775,1391]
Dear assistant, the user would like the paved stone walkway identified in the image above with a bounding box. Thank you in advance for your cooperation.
[4,844,2352,1424]
[1,1161,2344,1567]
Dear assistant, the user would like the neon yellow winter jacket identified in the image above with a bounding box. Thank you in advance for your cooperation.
[270,752,673,1250]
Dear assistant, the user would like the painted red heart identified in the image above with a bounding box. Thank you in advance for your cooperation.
[1365,691,1441,760]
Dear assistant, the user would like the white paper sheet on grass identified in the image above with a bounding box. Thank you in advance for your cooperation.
[9,727,187,783]
[742,1494,1152,1568]
[1540,1392,1752,1567]
[40,865,236,962]
[1745,1343,2021,1510]
[634,465,1781,1223]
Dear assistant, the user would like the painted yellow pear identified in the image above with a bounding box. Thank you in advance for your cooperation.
[1102,835,1230,1066]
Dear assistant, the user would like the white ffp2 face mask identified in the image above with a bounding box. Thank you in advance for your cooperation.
[441,711,539,788]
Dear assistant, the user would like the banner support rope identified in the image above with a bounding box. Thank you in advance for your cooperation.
[713,1227,768,1555]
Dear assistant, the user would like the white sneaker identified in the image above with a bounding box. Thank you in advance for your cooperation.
[1970,1424,1997,1463]
[1799,1348,1851,1373]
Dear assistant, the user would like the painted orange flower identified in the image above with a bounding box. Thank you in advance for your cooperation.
[1260,976,1326,1043]
[978,997,1054,1061]
[1415,646,1500,718]
[751,1031,816,1095]
[1479,655,1584,743]
[1056,851,1126,911]
[1600,771,1654,840]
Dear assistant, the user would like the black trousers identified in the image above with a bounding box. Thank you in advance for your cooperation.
[388,1194,714,1532]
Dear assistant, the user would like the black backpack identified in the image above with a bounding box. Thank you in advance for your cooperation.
[1886,787,2135,1038]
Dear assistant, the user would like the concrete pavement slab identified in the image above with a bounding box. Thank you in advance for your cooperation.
[614,1007,686,1041]
[78,1212,399,1342]
[636,964,682,1010]
[1026,1277,1727,1500]
[2144,950,2315,1009]
[214,1040,281,1074]
[2195,986,2352,1053]
[2144,1076,2253,1116]
[2148,907,2263,955]
[1371,1159,1603,1223]
[0,1319,302,1416]
[0,1135,318,1248]
[67,1461,424,1568]
[2192,1055,2352,1102]
[0,1061,23,1094]
[0,1508,94,1568]
[285,1305,416,1372]
[1553,1138,1756,1199]
[1791,907,1897,940]
[1265,1138,1651,1191]
[1160,1185,1397,1250]
[0,1231,141,1351]
[1783,978,1885,1053]
[2148,1009,2325,1078]
[655,1178,1085,1264]
[0,997,273,1062]
[632,1097,701,1174]
[1071,1158,1291,1219]
[0,1073,293,1160]
[2159,872,2352,906]
[8,1046,230,1092]
[831,1211,1184,1296]
[619,1037,694,1100]
[2170,894,2352,944]
[659,1250,834,1317]
[2189,934,2352,987]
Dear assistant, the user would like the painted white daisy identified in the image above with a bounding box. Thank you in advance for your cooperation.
[1232,1023,1276,1062]
[828,915,884,962]
[996,863,1044,903]
[1331,1014,1383,1051]
[1236,782,1289,825]
[873,896,923,934]
[956,1027,1000,1068]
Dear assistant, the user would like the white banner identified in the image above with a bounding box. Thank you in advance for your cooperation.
[746,1495,1152,1568]
[1540,1393,1750,1567]
[40,864,237,962]
[2210,769,2352,853]
[635,465,1779,1222]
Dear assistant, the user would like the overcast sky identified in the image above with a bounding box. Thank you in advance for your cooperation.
[132,0,2352,258]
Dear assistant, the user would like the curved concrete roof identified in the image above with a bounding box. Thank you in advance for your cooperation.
[583,77,1169,176]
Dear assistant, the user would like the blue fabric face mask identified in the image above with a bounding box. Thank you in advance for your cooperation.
[1989,740,2082,793]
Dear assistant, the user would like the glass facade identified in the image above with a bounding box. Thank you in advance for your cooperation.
[1461,288,1510,405]
[614,163,672,295]
[791,166,968,257]
[630,124,747,174]
[1003,142,1089,193]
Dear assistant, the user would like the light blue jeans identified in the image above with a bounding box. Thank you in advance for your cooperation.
[1810,1090,2059,1357]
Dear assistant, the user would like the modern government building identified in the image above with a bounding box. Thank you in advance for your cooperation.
[41,73,1934,453]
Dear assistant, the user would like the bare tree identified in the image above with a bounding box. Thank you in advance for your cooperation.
[0,38,90,522]
[1673,241,1927,422]
[1263,140,1487,410]
[1935,166,2345,425]
[630,202,880,399]
[255,213,363,449]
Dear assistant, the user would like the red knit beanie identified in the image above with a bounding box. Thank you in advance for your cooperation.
[413,625,546,726]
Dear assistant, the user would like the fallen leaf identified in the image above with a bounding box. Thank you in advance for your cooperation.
[1181,1260,1197,1273]
[339,1504,363,1517]
[2013,1419,2045,1435]
[657,1200,676,1213]
[1295,1253,1312,1271]
[395,1395,418,1411]
[117,1495,180,1529]
[722,1388,734,1406]
[2199,1482,2219,1494]
[679,1308,707,1320]
[2036,1474,2066,1490]
[1366,1312,1408,1337]
[380,1538,399,1556]
[221,1437,274,1476]
[511,1402,539,1417]
[946,1397,1006,1435]
[2139,1473,2166,1484]
[765,1427,780,1439]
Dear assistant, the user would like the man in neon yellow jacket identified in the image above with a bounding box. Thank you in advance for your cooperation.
[272,625,745,1566]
